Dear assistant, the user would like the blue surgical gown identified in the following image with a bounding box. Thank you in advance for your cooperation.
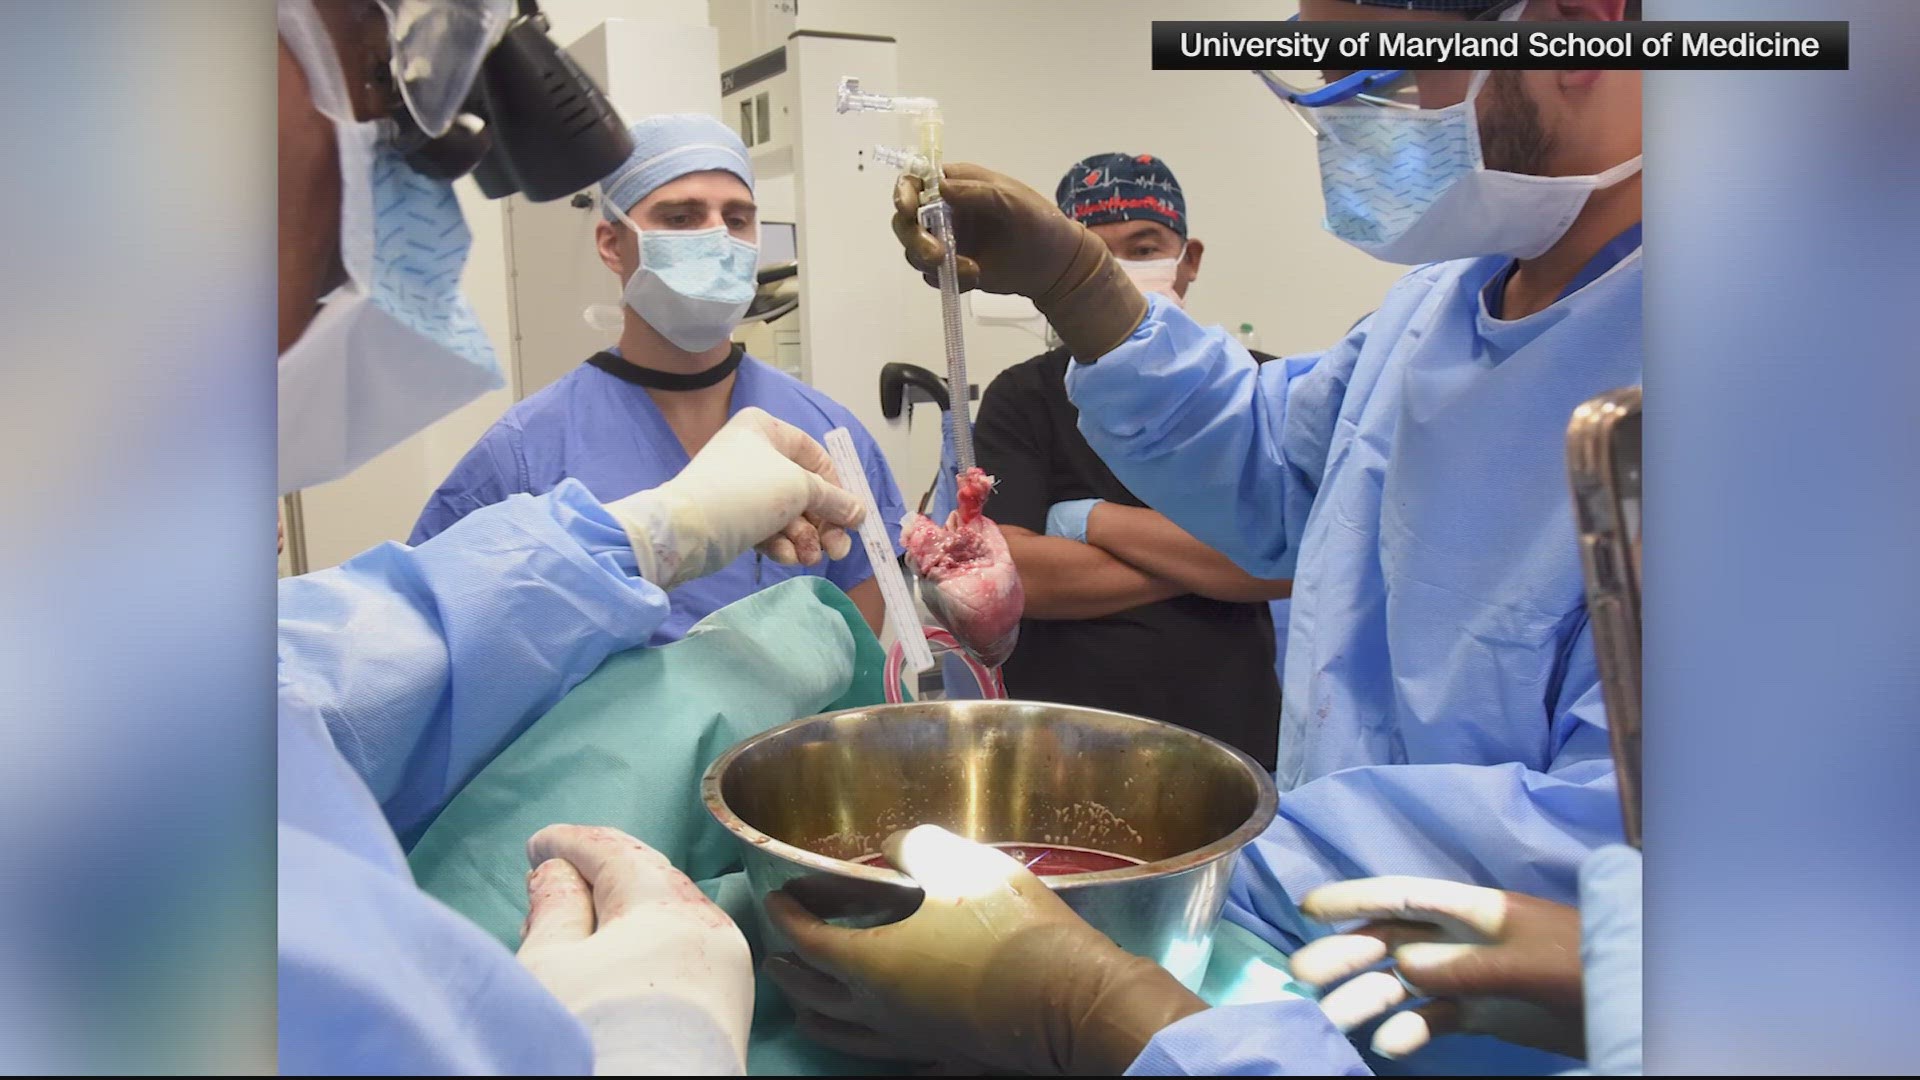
[1067,242,1635,941]
[279,482,671,1073]
[1105,231,1643,1068]
[409,352,906,645]
[1269,597,1291,695]
[1128,845,1643,1076]
[1073,242,1640,1073]
[1578,845,1642,1075]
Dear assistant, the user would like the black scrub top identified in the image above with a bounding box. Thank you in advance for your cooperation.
[974,346,1281,769]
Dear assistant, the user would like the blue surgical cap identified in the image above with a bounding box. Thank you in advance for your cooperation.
[597,113,754,221]
[1056,153,1187,239]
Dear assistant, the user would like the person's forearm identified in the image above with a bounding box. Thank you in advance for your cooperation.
[846,576,886,633]
[1086,503,1292,603]
[1002,527,1184,620]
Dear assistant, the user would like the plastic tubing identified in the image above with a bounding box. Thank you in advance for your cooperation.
[885,627,1006,703]
[919,198,975,472]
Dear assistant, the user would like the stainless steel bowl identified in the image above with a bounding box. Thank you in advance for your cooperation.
[701,699,1278,989]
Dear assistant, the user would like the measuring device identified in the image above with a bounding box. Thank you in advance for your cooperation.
[824,427,933,677]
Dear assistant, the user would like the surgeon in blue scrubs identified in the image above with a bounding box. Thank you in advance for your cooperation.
[768,0,1646,1074]
[409,113,906,640]
[278,1,845,1071]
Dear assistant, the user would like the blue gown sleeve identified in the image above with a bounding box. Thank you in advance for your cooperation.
[1578,845,1642,1075]
[825,421,909,592]
[1224,621,1620,952]
[1125,999,1371,1076]
[277,822,595,1074]
[279,479,671,847]
[1065,293,1367,580]
[408,421,527,545]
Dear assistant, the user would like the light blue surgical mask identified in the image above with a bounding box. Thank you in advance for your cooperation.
[363,137,500,369]
[1297,3,1641,265]
[1307,69,1641,264]
[610,206,759,352]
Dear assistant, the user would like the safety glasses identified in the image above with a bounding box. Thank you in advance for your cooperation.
[1252,0,1526,112]
[375,0,515,138]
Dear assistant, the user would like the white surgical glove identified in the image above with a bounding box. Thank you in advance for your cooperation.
[608,406,864,590]
[1290,876,1586,1061]
[516,825,754,1076]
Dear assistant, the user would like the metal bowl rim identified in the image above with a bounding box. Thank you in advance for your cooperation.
[699,699,1280,889]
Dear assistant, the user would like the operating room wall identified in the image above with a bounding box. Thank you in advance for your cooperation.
[290,0,1402,573]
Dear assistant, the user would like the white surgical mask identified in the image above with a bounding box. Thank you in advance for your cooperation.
[1118,246,1187,309]
[1303,6,1642,264]
[277,0,504,495]
[609,205,758,353]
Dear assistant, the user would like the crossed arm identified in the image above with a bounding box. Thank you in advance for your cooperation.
[975,354,1287,622]
[1001,525,1183,621]
[1003,506,1289,623]
[1086,503,1292,604]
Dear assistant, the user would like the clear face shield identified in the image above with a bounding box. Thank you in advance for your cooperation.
[368,0,637,201]
[375,0,514,138]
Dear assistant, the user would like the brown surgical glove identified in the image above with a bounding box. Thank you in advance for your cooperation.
[1291,876,1588,1060]
[763,825,1206,1075]
[892,162,1148,363]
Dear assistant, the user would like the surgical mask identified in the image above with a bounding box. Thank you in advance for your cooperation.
[610,205,758,353]
[1302,8,1642,264]
[278,0,504,495]
[1118,247,1187,309]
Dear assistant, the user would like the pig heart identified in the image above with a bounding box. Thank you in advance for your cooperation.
[902,468,1024,667]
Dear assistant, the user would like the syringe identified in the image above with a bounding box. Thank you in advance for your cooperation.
[841,75,976,472]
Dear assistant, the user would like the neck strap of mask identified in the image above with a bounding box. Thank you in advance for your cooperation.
[589,342,744,391]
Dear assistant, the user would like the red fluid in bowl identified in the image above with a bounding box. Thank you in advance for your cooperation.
[853,842,1143,876]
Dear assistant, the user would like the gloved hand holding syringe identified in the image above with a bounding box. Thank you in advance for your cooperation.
[839,77,1024,671]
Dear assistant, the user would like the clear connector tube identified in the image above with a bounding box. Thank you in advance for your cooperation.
[841,77,944,196]
[872,143,934,178]
[836,76,939,117]
[843,77,971,471]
